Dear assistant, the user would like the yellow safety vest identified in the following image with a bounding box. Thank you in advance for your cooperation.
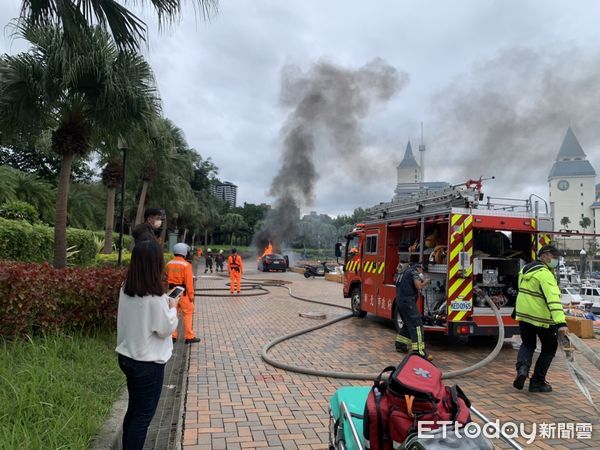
[515,261,566,328]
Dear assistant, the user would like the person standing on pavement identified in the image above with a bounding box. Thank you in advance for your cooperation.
[204,248,213,273]
[116,240,178,450]
[166,243,201,344]
[394,262,431,358]
[228,248,243,294]
[215,250,225,272]
[132,208,162,245]
[513,244,569,393]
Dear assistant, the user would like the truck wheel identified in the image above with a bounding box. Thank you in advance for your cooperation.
[351,287,367,318]
[393,306,404,333]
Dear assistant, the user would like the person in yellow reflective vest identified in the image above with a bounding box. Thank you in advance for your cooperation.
[513,245,569,393]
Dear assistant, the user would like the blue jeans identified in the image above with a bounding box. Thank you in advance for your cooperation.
[118,354,165,450]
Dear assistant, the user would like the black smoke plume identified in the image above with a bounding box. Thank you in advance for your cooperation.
[429,46,600,196]
[254,58,407,254]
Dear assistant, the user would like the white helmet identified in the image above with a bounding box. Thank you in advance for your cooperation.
[173,243,189,257]
[207,248,212,252]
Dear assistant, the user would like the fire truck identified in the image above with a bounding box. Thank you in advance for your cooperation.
[342,181,554,340]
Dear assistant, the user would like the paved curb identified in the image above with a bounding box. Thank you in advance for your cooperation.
[89,388,127,450]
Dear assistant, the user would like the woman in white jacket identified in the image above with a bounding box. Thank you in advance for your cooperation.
[116,240,179,450]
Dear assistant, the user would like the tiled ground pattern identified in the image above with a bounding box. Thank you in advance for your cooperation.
[182,268,600,449]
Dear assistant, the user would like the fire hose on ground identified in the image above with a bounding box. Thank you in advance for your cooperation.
[197,274,600,449]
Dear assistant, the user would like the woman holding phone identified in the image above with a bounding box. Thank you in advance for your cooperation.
[116,240,180,449]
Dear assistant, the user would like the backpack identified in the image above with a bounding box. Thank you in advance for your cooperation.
[364,354,472,449]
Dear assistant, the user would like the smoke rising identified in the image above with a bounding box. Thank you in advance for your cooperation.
[429,46,600,195]
[254,58,408,253]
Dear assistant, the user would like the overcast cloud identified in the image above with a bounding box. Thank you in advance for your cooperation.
[2,1,600,215]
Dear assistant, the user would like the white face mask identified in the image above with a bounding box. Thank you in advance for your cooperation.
[153,219,162,229]
[549,258,559,268]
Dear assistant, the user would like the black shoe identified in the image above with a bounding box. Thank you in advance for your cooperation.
[529,379,552,393]
[395,343,409,353]
[185,337,201,344]
[513,367,528,390]
[172,337,177,344]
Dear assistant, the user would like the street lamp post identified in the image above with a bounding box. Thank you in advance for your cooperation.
[117,137,128,267]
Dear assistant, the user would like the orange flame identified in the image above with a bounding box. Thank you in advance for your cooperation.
[261,242,273,257]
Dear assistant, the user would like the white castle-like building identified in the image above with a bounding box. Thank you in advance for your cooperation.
[393,141,449,199]
[548,127,600,238]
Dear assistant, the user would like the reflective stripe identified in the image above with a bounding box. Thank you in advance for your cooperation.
[167,260,187,266]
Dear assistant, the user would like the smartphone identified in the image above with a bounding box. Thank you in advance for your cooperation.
[167,286,185,300]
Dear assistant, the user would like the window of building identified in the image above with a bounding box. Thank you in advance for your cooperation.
[582,193,584,196]
[581,183,584,187]
[365,235,378,254]
[581,202,584,206]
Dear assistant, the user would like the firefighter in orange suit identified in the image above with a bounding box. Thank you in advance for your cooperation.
[167,243,200,344]
[228,248,243,294]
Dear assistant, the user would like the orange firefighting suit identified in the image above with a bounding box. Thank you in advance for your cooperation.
[227,254,244,293]
[166,255,196,340]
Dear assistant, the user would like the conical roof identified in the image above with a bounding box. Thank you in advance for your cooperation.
[557,127,586,159]
[398,141,420,169]
[548,127,595,180]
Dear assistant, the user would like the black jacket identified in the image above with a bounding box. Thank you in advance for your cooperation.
[132,222,157,244]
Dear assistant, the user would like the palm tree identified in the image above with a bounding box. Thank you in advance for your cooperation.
[0,25,160,267]
[579,216,592,249]
[222,213,247,246]
[101,158,123,253]
[19,0,218,51]
[560,216,571,230]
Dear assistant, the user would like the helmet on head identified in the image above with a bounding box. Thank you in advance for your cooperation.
[207,248,212,253]
[173,243,189,257]
[219,250,223,254]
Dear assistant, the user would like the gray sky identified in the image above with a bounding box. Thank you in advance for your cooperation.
[2,1,600,216]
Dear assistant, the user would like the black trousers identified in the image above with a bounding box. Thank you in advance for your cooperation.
[516,320,558,382]
[118,354,165,450]
[395,296,425,355]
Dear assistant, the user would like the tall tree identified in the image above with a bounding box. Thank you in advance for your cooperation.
[221,213,247,246]
[0,26,160,267]
[19,0,218,51]
[101,158,123,253]
[560,216,571,229]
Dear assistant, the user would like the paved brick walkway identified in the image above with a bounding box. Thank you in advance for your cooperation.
[182,267,600,449]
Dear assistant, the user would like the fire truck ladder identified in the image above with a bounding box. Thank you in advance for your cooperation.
[365,185,482,221]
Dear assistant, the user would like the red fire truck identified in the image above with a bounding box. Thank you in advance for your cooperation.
[342,182,553,340]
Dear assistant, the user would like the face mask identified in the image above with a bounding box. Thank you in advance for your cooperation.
[549,259,559,268]
[153,219,162,229]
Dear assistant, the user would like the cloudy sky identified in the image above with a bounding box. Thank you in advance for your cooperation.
[2,1,600,216]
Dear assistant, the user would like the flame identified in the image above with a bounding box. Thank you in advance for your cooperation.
[261,242,273,258]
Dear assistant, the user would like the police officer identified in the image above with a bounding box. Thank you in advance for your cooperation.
[166,243,201,344]
[513,244,569,393]
[394,262,430,358]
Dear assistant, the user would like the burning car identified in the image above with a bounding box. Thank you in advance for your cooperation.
[257,242,288,272]
[257,253,288,272]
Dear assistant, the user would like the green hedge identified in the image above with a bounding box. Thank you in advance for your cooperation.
[0,218,97,266]
[95,251,174,267]
[92,231,133,251]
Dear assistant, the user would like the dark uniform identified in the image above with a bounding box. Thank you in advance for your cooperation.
[132,222,157,245]
[394,265,426,356]
[204,251,213,273]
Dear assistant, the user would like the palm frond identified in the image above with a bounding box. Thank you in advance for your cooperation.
[19,0,219,50]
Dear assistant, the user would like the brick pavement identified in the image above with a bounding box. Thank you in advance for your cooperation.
[183,268,600,449]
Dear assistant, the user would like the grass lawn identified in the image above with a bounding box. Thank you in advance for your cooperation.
[0,332,124,450]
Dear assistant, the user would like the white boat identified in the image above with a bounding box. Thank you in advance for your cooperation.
[578,281,600,314]
[560,285,584,306]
